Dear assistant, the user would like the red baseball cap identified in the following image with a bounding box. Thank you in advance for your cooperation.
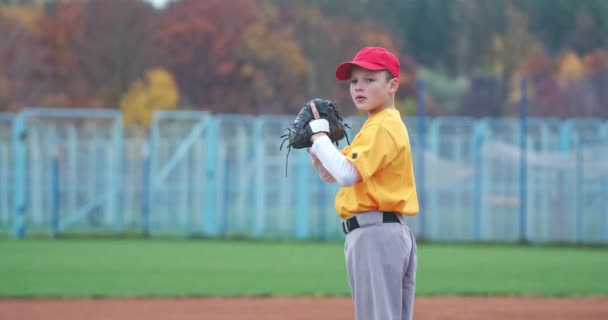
[335,47,400,80]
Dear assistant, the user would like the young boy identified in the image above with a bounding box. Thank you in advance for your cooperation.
[307,47,419,320]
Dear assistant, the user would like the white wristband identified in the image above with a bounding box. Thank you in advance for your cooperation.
[309,119,330,133]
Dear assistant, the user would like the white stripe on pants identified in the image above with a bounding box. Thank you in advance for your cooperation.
[344,212,417,320]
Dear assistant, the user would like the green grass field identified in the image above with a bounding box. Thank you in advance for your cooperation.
[1,239,607,298]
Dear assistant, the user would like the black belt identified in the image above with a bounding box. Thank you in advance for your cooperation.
[342,212,400,234]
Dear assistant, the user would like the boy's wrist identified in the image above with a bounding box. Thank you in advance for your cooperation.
[310,132,328,142]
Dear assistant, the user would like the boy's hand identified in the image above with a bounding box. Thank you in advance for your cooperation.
[308,101,329,142]
[310,132,327,142]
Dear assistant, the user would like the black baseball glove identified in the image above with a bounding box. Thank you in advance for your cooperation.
[280,98,350,176]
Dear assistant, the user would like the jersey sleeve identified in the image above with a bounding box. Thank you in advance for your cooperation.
[340,145,351,156]
[342,124,398,181]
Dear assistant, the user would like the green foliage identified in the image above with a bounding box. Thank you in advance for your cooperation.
[486,5,544,79]
[396,97,417,117]
[515,0,608,52]
[418,68,470,114]
[399,0,457,71]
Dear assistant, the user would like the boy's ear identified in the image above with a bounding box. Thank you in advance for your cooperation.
[389,77,399,93]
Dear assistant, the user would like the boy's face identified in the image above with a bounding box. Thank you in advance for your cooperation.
[349,66,399,113]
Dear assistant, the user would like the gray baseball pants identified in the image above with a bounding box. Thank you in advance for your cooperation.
[344,211,417,320]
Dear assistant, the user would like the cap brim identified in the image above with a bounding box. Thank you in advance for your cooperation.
[335,61,387,80]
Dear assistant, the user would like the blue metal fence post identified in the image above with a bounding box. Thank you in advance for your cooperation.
[416,80,426,239]
[51,148,60,236]
[603,123,608,243]
[519,78,528,243]
[575,134,583,243]
[89,132,101,228]
[149,117,161,235]
[141,138,151,235]
[473,120,486,241]
[221,151,230,237]
[0,148,2,218]
[12,113,27,238]
[203,118,218,237]
[113,114,124,233]
[427,119,441,240]
[603,172,608,243]
[252,118,265,238]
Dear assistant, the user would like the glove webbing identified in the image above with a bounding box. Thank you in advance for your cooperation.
[280,103,319,178]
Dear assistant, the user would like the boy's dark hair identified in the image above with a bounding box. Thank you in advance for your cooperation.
[384,70,395,81]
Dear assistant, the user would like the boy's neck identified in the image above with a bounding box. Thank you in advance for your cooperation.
[368,102,395,116]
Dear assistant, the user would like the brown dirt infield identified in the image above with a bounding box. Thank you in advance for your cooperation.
[1,296,607,320]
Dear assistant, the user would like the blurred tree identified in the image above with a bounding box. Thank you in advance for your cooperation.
[458,0,512,75]
[513,51,554,86]
[156,0,310,114]
[279,3,325,101]
[297,0,608,78]
[583,49,608,74]
[297,0,454,74]
[0,4,44,111]
[28,0,155,108]
[158,0,257,112]
[459,75,505,117]
[566,7,603,54]
[417,67,469,115]
[0,1,40,28]
[486,5,544,80]
[2,0,606,117]
[479,5,544,117]
[511,52,556,117]
[120,67,178,127]
[297,0,506,76]
[79,0,157,107]
[512,50,607,118]
[275,2,416,116]
[555,51,585,85]
[235,12,309,113]
[515,0,608,53]
[30,2,94,107]
[0,11,18,109]
[393,0,455,72]
[582,50,608,118]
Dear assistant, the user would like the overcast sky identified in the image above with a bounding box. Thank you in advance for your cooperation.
[143,0,170,9]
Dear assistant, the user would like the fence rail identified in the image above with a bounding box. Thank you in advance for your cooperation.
[1,108,607,244]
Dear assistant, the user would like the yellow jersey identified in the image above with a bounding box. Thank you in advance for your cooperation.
[336,108,419,219]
